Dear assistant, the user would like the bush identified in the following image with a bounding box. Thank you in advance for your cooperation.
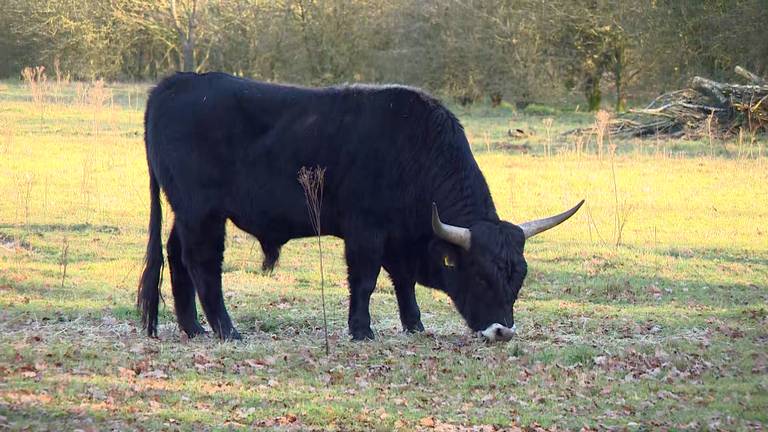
[523,103,559,116]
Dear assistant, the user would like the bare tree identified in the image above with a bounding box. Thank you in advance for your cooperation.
[169,0,203,71]
[3,0,765,104]
[113,0,208,72]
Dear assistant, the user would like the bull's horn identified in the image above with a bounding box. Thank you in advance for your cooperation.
[518,200,585,239]
[432,203,471,250]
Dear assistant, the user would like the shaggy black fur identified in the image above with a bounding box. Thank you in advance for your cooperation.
[138,72,529,340]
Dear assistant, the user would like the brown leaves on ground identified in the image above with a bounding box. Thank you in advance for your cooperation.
[138,369,168,379]
[0,304,763,431]
[420,416,436,427]
[117,366,136,379]
[18,363,40,379]
[412,417,564,432]
[715,323,745,339]
[751,352,768,374]
[584,255,614,277]
[192,352,220,372]
[254,413,299,427]
[593,347,715,383]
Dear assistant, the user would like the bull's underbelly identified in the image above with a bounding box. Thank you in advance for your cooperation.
[228,213,317,241]
[226,190,343,245]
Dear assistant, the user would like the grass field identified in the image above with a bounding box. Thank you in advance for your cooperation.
[1,79,767,431]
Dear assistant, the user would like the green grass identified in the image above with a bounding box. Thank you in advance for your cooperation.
[1,79,767,431]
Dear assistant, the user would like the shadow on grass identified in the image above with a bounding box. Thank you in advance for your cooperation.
[0,223,121,234]
[533,240,768,266]
[526,266,764,308]
[0,404,145,431]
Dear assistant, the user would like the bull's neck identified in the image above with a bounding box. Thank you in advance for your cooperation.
[429,148,498,227]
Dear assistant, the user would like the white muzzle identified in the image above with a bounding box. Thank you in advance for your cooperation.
[479,323,516,342]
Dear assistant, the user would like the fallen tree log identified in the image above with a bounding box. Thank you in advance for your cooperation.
[692,76,729,107]
[735,66,766,85]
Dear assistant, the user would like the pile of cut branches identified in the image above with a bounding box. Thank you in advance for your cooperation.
[567,66,767,138]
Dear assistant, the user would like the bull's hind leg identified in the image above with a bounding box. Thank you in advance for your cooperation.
[167,223,206,337]
[177,215,240,340]
[344,234,385,341]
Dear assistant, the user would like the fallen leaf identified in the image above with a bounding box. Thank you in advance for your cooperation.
[276,414,297,425]
[419,416,436,428]
[140,369,168,379]
[118,367,136,379]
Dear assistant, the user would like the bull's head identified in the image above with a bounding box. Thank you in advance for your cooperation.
[429,200,584,342]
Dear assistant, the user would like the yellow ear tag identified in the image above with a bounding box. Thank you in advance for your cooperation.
[443,255,455,268]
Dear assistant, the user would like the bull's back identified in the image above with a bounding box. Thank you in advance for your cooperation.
[144,72,432,239]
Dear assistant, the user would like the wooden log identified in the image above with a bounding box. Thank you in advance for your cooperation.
[564,70,767,139]
[735,66,766,85]
[691,76,728,107]
[692,75,767,100]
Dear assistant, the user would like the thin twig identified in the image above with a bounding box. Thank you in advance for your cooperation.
[298,166,329,355]
[60,237,70,289]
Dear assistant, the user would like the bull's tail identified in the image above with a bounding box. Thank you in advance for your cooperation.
[137,163,164,337]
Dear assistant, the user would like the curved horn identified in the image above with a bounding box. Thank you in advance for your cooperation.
[432,203,471,250]
[518,200,585,239]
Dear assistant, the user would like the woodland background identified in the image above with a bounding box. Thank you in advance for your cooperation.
[2,0,767,111]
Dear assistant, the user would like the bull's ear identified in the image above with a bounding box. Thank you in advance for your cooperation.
[428,238,459,269]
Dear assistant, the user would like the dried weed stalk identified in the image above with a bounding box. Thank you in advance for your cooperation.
[60,237,70,288]
[52,58,70,104]
[21,66,49,121]
[74,82,89,106]
[298,166,330,355]
[1,118,14,155]
[595,110,611,159]
[89,79,111,137]
[482,131,491,152]
[542,117,554,157]
[607,132,634,247]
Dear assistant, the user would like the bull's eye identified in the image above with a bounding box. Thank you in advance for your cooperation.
[443,255,456,268]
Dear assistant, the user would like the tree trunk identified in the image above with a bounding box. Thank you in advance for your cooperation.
[490,92,503,107]
[136,46,144,80]
[169,0,198,72]
[182,39,195,72]
[585,75,601,111]
[614,47,626,112]
[149,45,157,79]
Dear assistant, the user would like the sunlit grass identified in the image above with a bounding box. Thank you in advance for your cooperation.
[1,79,766,430]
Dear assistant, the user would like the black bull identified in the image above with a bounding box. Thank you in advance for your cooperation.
[138,72,583,342]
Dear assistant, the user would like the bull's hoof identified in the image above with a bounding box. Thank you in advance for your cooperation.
[403,321,425,333]
[350,327,375,341]
[182,322,207,338]
[226,328,242,341]
[216,327,242,341]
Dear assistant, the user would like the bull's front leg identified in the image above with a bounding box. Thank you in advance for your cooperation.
[393,277,424,333]
[344,236,384,341]
[384,258,424,333]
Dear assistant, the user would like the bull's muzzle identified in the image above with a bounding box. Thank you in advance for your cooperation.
[479,323,516,342]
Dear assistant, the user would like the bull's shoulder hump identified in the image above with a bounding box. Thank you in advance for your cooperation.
[337,83,439,103]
